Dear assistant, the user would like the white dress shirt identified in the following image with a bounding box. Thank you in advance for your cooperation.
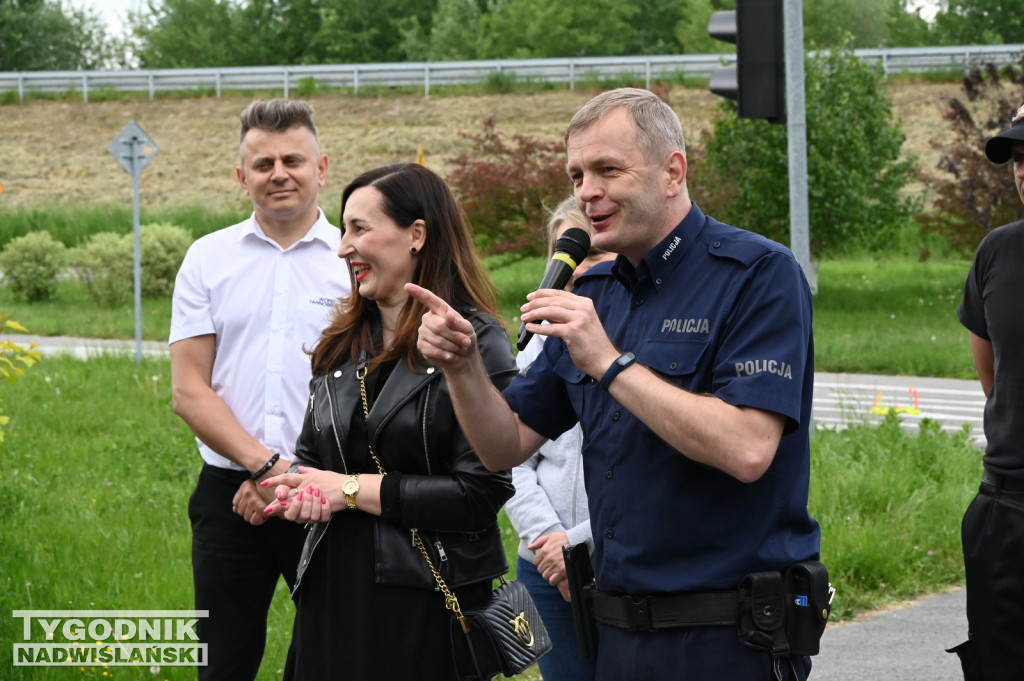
[169,209,350,469]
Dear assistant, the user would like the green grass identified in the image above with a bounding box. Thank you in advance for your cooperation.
[0,204,249,248]
[0,282,172,340]
[813,258,975,378]
[812,414,979,618]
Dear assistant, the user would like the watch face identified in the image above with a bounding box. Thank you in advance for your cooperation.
[342,478,359,495]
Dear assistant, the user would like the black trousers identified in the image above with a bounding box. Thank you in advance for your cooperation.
[189,464,307,681]
[959,480,1024,681]
[594,623,810,681]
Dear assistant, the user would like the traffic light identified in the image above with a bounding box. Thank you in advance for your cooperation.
[708,0,785,123]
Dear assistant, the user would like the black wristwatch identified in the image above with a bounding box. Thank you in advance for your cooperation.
[599,352,636,391]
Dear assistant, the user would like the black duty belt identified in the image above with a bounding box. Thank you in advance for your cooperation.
[591,589,738,632]
[981,470,1024,493]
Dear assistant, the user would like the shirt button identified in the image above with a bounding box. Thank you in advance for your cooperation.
[634,298,644,306]
[605,470,613,479]
[670,362,678,370]
[605,529,614,539]
[713,241,721,248]
[612,411,621,421]
[655,278,663,286]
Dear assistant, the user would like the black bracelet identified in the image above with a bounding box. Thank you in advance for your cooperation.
[251,452,280,481]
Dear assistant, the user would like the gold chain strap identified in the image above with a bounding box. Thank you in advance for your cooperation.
[412,531,469,632]
[356,364,468,632]
[356,365,387,476]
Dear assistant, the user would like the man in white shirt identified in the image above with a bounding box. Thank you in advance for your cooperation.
[169,99,350,681]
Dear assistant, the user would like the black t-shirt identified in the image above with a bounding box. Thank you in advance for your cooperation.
[958,218,1024,476]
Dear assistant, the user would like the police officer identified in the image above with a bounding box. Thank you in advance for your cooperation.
[409,87,820,680]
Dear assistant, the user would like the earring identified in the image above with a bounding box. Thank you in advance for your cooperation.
[410,246,418,254]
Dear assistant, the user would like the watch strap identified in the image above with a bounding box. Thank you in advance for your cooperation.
[344,474,360,509]
[599,352,636,391]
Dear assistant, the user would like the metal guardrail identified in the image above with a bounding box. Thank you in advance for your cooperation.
[1,45,1021,103]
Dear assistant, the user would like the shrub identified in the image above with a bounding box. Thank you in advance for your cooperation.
[694,44,919,257]
[0,231,66,302]
[445,115,569,257]
[67,232,133,307]
[140,223,193,298]
[917,55,1024,258]
[0,315,41,443]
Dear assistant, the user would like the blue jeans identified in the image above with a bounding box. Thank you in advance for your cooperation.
[518,556,597,681]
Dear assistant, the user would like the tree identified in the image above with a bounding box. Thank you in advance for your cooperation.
[128,0,326,67]
[475,0,638,59]
[933,0,1024,46]
[628,0,685,55]
[312,0,435,64]
[803,0,891,48]
[676,0,733,55]
[0,0,113,70]
[884,0,937,47]
[918,57,1024,257]
[129,0,237,68]
[695,45,918,257]
[445,116,568,257]
[399,0,484,62]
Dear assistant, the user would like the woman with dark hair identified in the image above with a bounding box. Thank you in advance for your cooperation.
[262,162,518,679]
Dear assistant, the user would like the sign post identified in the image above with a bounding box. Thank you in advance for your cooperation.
[107,121,158,364]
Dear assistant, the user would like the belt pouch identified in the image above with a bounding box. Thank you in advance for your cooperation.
[783,560,831,656]
[737,570,788,656]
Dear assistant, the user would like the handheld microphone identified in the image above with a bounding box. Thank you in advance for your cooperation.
[516,227,591,352]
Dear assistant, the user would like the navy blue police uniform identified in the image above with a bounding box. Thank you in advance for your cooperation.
[504,202,821,680]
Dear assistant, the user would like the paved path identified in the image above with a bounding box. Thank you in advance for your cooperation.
[813,587,967,680]
[16,334,168,360]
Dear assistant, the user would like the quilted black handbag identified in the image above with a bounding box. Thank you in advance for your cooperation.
[448,576,552,680]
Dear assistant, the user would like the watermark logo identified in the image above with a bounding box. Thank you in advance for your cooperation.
[12,610,208,667]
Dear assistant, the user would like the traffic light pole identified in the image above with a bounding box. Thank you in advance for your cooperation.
[708,0,814,291]
[783,0,814,292]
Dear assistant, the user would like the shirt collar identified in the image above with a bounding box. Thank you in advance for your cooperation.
[240,208,333,250]
[612,202,706,292]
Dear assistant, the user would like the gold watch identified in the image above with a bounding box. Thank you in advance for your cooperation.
[342,474,360,509]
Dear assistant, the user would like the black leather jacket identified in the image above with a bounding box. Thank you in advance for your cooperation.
[291,312,518,594]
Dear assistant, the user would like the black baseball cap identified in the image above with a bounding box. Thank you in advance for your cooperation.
[984,102,1024,164]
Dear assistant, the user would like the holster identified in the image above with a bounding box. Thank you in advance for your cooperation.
[737,560,833,659]
[563,543,599,659]
[784,560,832,656]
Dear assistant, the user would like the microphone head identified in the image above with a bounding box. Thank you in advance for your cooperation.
[554,227,591,265]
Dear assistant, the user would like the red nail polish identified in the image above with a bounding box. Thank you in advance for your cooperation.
[259,480,268,486]
[313,488,320,498]
[296,492,303,501]
[263,506,272,514]
[321,495,326,505]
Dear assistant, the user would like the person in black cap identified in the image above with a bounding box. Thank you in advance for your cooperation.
[951,100,1024,681]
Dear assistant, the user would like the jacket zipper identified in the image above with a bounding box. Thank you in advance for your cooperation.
[421,382,433,475]
[324,372,348,474]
